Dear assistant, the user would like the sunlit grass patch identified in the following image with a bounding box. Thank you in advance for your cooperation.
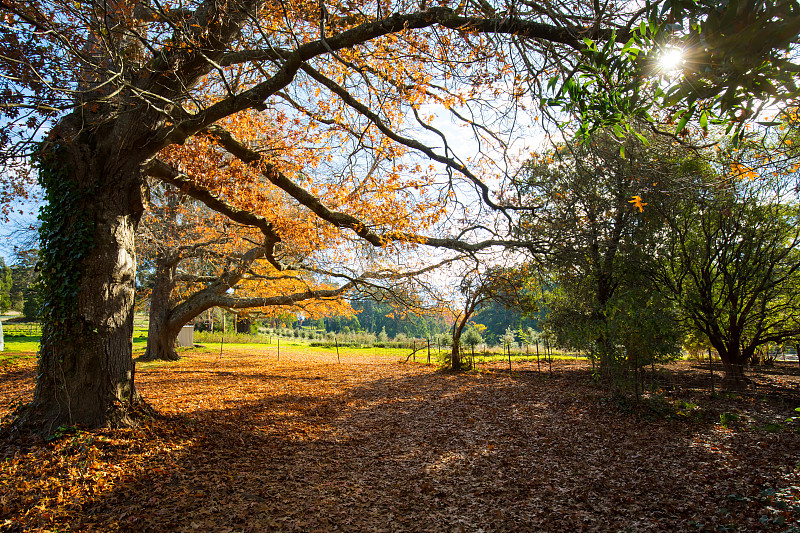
[0,335,40,355]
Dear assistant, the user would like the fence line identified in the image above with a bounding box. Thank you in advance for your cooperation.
[1,323,42,337]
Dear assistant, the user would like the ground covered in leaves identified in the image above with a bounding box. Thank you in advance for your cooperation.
[1,349,799,532]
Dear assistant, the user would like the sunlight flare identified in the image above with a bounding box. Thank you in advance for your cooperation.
[659,47,684,73]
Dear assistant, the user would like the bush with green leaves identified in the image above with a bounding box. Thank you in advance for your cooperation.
[377,327,389,343]
[462,327,483,350]
[500,327,517,349]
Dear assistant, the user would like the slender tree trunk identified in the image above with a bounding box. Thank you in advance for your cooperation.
[451,328,463,370]
[28,134,148,433]
[709,347,715,395]
[451,315,468,371]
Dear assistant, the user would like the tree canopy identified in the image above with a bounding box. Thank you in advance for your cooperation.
[547,0,800,143]
[656,164,800,389]
[517,130,687,376]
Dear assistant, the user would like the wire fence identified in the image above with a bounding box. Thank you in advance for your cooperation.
[1,323,42,337]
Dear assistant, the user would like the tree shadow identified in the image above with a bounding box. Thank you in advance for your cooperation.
[747,362,800,378]
[0,363,36,420]
[2,358,798,532]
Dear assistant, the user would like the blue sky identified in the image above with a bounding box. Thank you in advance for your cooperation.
[1,199,39,264]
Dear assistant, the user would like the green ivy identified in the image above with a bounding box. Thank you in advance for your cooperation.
[34,141,96,345]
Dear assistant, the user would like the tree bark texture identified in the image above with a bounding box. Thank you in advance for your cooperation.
[709,335,750,391]
[141,257,180,361]
[28,127,148,432]
[451,314,470,371]
[720,360,749,391]
[236,318,252,334]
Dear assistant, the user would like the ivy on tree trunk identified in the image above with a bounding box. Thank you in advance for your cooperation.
[25,130,150,432]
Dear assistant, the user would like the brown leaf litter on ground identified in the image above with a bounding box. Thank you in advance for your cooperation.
[1,349,799,532]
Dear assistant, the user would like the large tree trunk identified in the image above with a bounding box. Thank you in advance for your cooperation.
[141,256,180,361]
[25,131,149,433]
[144,276,228,362]
[709,335,750,391]
[236,317,252,334]
[720,359,749,391]
[142,317,183,362]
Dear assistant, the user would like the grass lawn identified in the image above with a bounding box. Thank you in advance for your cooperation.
[0,336,40,363]
[1,327,150,362]
[1,346,799,532]
[1,322,584,367]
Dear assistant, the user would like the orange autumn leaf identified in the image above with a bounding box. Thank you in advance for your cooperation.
[628,195,647,212]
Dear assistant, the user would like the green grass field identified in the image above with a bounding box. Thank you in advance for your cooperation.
[1,325,151,364]
[1,320,588,368]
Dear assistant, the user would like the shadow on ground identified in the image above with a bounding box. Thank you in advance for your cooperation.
[1,353,799,532]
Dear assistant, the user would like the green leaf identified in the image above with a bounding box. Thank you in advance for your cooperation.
[676,111,691,133]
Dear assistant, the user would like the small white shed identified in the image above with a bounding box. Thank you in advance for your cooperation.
[177,324,194,347]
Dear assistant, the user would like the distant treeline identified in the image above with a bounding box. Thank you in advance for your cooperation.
[303,298,541,345]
